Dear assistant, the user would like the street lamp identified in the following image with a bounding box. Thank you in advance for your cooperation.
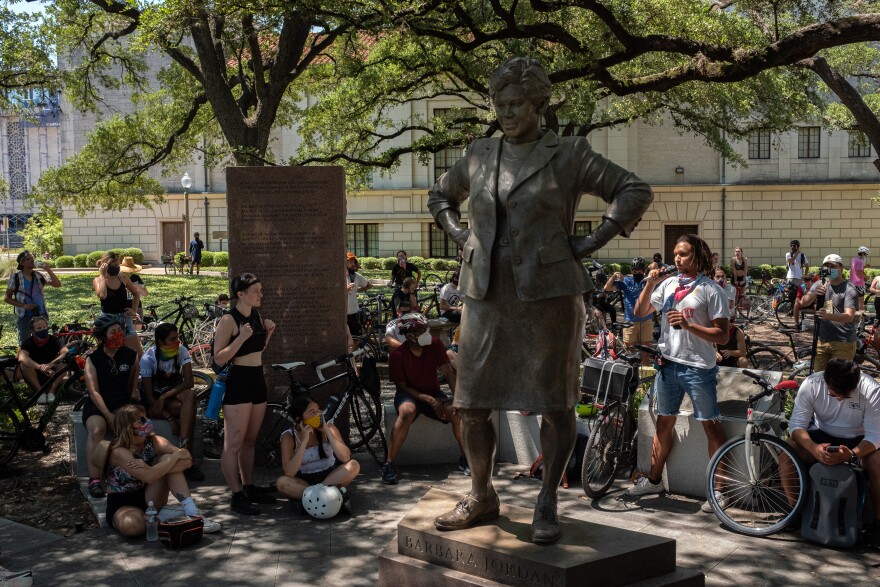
[181,172,192,241]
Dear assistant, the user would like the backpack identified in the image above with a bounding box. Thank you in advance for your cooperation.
[800,462,867,548]
[359,355,381,399]
[528,433,589,489]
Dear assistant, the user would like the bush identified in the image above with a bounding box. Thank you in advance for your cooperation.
[604,263,621,274]
[73,254,89,268]
[213,252,229,267]
[382,257,398,270]
[87,250,106,267]
[123,247,144,264]
[359,257,383,270]
[21,209,64,259]
[54,255,75,268]
[108,248,126,260]
[407,255,427,269]
[750,264,773,279]
[770,265,788,279]
[200,251,215,267]
[431,258,453,271]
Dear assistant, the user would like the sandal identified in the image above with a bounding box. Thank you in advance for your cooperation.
[88,478,105,498]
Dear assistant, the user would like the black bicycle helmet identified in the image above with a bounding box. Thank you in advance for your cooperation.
[631,257,646,270]
[93,313,122,338]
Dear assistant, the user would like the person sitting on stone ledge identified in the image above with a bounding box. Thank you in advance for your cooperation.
[103,403,220,537]
[382,314,466,485]
[275,395,359,512]
[17,316,68,405]
[439,271,463,323]
[140,322,204,482]
[387,299,458,382]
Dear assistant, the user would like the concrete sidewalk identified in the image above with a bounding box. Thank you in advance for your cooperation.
[1,457,878,586]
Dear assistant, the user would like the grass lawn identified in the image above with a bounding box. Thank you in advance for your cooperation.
[1,273,228,347]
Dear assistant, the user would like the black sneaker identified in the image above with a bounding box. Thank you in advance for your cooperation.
[458,455,471,477]
[231,492,260,515]
[867,522,880,549]
[381,463,398,485]
[242,484,276,504]
[184,462,205,482]
[340,487,352,515]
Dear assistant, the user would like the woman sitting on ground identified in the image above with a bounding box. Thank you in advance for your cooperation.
[82,314,140,497]
[105,403,220,537]
[275,395,359,502]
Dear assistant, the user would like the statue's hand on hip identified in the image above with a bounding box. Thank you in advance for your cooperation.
[451,228,471,249]
[568,234,599,260]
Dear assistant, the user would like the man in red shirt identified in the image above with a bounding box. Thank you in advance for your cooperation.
[382,314,464,484]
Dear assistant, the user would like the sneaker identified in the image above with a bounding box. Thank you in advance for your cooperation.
[340,487,352,515]
[242,484,276,504]
[45,393,55,404]
[88,478,105,498]
[624,477,663,497]
[458,455,471,477]
[157,504,185,522]
[198,513,222,534]
[701,491,728,513]
[381,462,399,485]
[230,492,260,515]
[184,462,205,482]
[36,394,48,405]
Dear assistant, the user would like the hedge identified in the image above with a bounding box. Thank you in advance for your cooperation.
[87,251,106,267]
[73,254,89,268]
[200,251,215,267]
[123,247,144,264]
[54,255,75,268]
[213,252,229,267]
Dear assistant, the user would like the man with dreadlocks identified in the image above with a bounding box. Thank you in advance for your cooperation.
[629,234,730,512]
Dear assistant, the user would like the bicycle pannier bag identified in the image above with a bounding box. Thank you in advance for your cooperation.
[800,462,866,548]
[580,357,635,405]
[158,515,204,549]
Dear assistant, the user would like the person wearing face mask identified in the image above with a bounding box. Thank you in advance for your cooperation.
[382,313,465,484]
[850,246,870,311]
[140,322,203,482]
[4,249,61,344]
[17,316,68,404]
[104,403,220,537]
[799,254,859,373]
[93,251,142,356]
[275,395,359,509]
[605,257,654,364]
[82,314,141,497]
[389,249,422,289]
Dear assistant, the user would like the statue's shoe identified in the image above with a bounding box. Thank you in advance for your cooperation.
[530,500,561,544]
[434,493,501,531]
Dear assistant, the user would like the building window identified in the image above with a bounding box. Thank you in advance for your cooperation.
[574,221,592,237]
[747,130,771,159]
[797,127,820,158]
[429,222,467,258]
[346,224,378,257]
[848,131,872,158]
[433,108,477,181]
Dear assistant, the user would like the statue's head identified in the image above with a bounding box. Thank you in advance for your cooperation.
[488,57,552,114]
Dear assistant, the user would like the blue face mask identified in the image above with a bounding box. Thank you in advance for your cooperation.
[829,268,841,280]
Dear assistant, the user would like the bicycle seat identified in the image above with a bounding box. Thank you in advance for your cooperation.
[145,304,160,311]
[271,361,305,372]
[0,356,18,369]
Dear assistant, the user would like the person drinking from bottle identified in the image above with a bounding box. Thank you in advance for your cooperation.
[4,250,61,344]
[93,251,142,356]
[212,273,277,514]
[628,234,730,513]
[105,403,220,537]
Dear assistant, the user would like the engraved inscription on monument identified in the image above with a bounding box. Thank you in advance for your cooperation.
[226,166,346,395]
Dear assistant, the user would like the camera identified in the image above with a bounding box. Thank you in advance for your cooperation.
[819,267,831,279]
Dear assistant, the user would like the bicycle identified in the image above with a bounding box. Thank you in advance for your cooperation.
[580,345,655,498]
[142,296,203,343]
[747,270,774,296]
[416,284,442,318]
[0,340,93,466]
[705,369,807,536]
[582,320,631,362]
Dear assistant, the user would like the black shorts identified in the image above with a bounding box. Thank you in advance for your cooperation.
[223,365,268,405]
[346,313,363,336]
[295,462,340,486]
[394,390,452,423]
[106,487,147,529]
[806,429,864,450]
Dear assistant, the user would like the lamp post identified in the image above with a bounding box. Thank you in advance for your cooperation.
[204,197,210,249]
[181,172,192,245]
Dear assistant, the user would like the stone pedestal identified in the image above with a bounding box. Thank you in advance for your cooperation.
[378,489,704,586]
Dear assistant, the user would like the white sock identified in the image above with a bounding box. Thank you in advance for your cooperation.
[179,496,199,516]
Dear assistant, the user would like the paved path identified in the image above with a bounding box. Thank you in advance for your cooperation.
[1,457,878,586]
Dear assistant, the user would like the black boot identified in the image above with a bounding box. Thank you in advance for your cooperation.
[231,491,260,515]
[242,484,276,504]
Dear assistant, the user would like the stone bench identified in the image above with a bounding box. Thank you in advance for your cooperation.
[636,366,784,499]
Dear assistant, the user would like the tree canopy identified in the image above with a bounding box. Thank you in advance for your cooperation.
[0,3,56,110]
[11,0,880,212]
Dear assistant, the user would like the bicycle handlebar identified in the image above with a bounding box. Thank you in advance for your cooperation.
[315,347,368,382]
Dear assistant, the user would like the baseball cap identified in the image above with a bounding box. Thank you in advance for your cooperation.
[823,254,843,265]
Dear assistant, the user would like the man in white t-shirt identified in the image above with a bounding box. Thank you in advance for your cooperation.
[786,239,809,286]
[627,234,730,510]
[439,272,463,323]
[779,359,880,547]
[346,252,371,337]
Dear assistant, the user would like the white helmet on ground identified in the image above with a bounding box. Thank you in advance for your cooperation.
[302,484,343,519]
[858,246,870,255]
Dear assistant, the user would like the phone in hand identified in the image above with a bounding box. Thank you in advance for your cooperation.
[826,445,840,454]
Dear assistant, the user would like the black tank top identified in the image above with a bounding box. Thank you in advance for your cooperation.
[100,279,128,313]
[734,260,745,271]
[230,307,267,357]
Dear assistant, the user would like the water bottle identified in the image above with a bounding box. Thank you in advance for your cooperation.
[205,371,228,420]
[145,501,159,542]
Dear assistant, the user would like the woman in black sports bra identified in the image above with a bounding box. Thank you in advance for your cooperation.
[730,247,749,310]
[93,251,142,355]
[212,273,277,515]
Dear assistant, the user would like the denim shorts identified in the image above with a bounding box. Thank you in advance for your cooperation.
[655,360,720,420]
[100,312,136,337]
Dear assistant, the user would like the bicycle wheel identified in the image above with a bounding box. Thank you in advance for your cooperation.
[747,346,793,373]
[252,403,291,489]
[706,433,807,537]
[422,273,444,288]
[786,364,811,385]
[196,386,224,459]
[774,300,795,328]
[0,402,22,466]
[190,343,214,370]
[349,388,388,465]
[581,402,626,499]
[746,295,772,323]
